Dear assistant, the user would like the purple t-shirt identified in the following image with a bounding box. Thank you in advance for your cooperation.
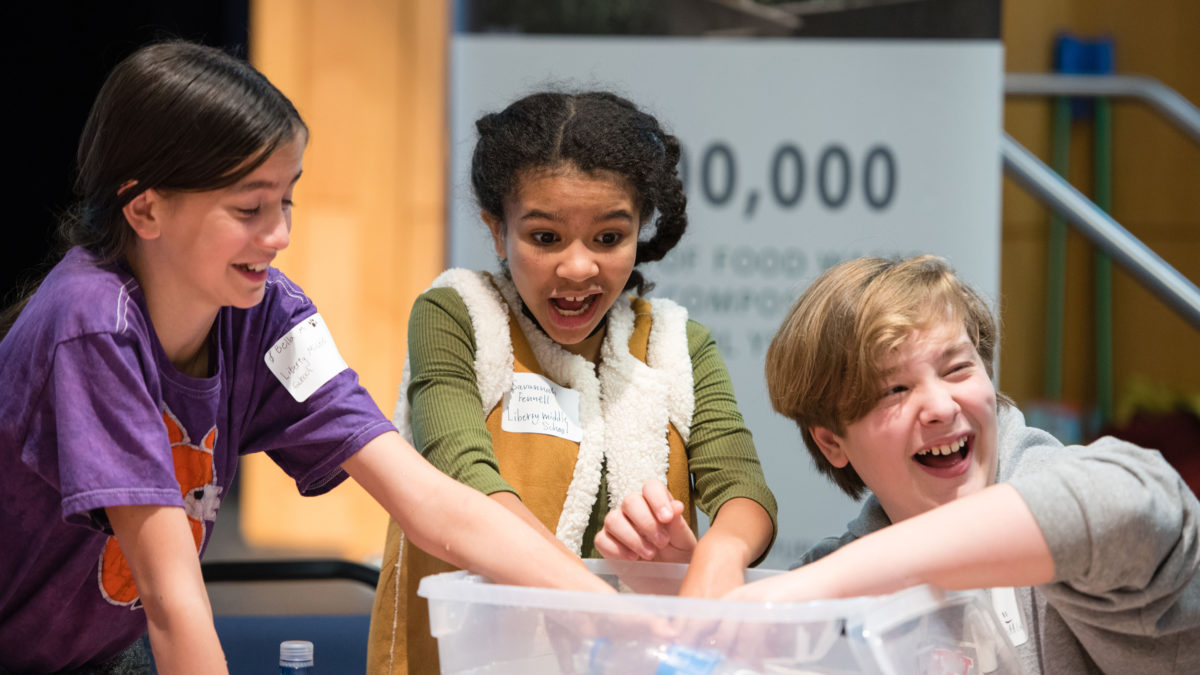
[0,248,394,671]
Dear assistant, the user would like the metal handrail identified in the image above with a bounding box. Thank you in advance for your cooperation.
[1000,132,1200,330]
[1006,73,1200,146]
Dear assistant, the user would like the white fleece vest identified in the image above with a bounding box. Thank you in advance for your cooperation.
[393,269,694,555]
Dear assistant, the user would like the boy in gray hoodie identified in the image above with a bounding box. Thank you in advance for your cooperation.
[725,254,1200,673]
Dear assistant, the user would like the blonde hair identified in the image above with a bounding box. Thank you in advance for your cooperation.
[766,255,1001,499]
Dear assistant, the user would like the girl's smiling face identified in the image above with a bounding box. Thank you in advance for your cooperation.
[810,320,999,523]
[484,165,640,356]
[133,135,304,317]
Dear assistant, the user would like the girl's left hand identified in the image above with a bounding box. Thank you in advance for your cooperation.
[594,479,697,563]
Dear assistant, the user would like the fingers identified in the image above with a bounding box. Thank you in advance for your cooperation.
[622,487,669,549]
[594,526,643,562]
[596,480,698,564]
[606,507,660,560]
[641,479,694,556]
[664,510,697,551]
[641,478,683,524]
[598,490,668,561]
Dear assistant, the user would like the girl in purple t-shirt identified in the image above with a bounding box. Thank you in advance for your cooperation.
[0,41,611,674]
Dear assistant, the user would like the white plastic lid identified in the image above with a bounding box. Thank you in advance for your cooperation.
[280,640,314,667]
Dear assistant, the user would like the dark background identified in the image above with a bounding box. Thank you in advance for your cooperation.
[456,0,1001,37]
[1,1,248,307]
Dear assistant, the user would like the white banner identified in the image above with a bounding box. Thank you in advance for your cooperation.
[450,35,1003,569]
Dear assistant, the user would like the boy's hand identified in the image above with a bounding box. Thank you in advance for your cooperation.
[594,479,696,563]
[720,570,820,604]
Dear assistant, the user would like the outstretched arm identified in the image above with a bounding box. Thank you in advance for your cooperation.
[678,322,778,597]
[344,431,612,593]
[107,504,228,674]
[490,490,581,560]
[679,497,773,598]
[725,483,1053,603]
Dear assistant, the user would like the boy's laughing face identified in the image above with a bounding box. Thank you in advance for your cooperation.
[811,320,999,523]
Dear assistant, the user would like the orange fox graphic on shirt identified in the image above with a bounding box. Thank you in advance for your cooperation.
[98,408,221,608]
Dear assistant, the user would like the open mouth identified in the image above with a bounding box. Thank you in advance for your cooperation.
[913,435,969,468]
[234,262,269,274]
[551,294,598,317]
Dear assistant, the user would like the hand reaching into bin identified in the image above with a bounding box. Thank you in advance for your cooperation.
[725,254,1200,673]
[596,479,773,599]
[595,479,696,564]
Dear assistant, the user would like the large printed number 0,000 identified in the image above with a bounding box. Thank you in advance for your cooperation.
[678,142,897,217]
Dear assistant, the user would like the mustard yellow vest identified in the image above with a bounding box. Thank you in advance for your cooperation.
[367,271,695,675]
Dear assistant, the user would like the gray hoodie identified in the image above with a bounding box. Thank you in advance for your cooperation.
[798,406,1200,674]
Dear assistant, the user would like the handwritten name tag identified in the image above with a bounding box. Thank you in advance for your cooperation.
[501,372,583,442]
[264,313,349,402]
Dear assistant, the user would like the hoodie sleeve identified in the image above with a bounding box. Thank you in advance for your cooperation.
[999,406,1200,638]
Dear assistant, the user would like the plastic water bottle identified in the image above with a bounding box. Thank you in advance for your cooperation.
[584,638,760,675]
[279,640,314,675]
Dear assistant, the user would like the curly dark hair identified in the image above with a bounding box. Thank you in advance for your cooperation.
[470,91,687,295]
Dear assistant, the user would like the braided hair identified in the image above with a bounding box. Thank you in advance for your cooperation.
[471,91,686,295]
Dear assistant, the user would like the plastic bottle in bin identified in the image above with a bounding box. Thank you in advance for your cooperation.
[279,640,313,674]
[584,638,761,675]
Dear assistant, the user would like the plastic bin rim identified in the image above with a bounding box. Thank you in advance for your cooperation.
[849,585,992,635]
[417,570,879,623]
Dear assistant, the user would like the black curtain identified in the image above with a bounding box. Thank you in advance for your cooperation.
[1,1,249,306]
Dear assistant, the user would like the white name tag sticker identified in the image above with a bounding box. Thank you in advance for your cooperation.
[989,587,1029,647]
[263,313,349,403]
[501,372,583,442]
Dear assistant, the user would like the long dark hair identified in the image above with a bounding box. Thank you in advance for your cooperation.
[471,91,686,295]
[0,40,306,338]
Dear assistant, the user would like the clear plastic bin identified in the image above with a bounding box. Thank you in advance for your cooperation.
[847,585,1021,675]
[418,559,1020,674]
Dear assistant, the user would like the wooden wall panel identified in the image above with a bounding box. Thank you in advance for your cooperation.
[1000,0,1200,416]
